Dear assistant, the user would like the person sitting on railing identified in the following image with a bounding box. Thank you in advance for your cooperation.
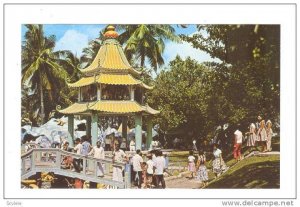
[72,138,83,173]
[88,141,105,177]
[112,144,127,182]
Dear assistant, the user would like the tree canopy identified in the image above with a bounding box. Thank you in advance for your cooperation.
[147,25,280,142]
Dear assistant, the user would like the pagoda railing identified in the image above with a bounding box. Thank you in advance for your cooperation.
[21,148,131,189]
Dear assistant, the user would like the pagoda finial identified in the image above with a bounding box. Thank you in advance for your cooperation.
[104,25,119,39]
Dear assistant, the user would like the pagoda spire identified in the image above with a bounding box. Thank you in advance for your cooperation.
[103,25,119,39]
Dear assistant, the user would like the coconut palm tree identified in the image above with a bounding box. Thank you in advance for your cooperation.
[80,38,102,68]
[80,25,180,73]
[117,24,180,72]
[22,24,68,124]
[56,50,81,82]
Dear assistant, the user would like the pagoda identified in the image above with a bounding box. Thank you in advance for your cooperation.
[58,26,159,150]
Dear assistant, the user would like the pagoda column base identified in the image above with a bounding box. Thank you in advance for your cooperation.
[67,115,74,147]
[91,113,98,146]
[135,113,142,151]
[146,117,153,150]
[122,116,128,140]
[86,116,91,139]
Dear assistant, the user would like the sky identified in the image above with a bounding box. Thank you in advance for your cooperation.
[21,24,216,68]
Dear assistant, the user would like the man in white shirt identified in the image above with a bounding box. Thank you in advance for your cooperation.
[153,150,166,189]
[146,154,154,187]
[130,149,143,188]
[234,129,243,162]
[73,138,83,172]
[89,141,105,177]
[112,144,127,182]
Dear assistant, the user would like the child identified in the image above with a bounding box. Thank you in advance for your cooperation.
[187,151,196,179]
[196,150,208,187]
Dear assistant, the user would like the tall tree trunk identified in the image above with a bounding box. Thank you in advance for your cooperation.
[140,47,145,68]
[39,71,45,125]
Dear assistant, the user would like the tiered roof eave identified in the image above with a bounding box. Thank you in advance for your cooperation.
[67,73,154,90]
[58,100,160,115]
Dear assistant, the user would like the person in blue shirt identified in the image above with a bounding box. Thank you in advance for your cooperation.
[80,136,92,173]
[81,136,91,156]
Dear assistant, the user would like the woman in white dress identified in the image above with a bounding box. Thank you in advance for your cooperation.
[257,120,267,152]
[246,123,256,149]
[212,144,228,177]
[266,120,273,152]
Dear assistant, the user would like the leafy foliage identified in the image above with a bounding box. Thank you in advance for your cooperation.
[157,25,280,136]
[148,24,280,143]
[21,25,79,125]
[147,56,214,141]
[117,24,180,72]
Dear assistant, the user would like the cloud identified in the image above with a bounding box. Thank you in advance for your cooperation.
[163,41,215,65]
[163,30,220,66]
[54,30,89,57]
[85,26,103,40]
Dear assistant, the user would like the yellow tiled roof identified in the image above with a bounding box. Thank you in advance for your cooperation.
[80,39,140,75]
[90,101,143,113]
[59,101,160,115]
[58,101,145,114]
[58,102,97,114]
[67,76,96,88]
[68,74,153,89]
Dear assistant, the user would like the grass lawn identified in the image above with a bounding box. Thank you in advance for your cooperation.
[206,155,280,189]
[167,137,280,187]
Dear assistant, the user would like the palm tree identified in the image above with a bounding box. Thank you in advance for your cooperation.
[21,86,40,126]
[56,50,82,105]
[80,25,180,73]
[57,50,81,82]
[80,38,102,68]
[117,24,180,72]
[22,24,68,124]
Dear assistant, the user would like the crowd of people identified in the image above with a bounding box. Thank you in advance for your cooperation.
[22,114,275,189]
[184,115,275,186]
[186,144,228,187]
[130,149,167,189]
[59,135,168,189]
[233,115,274,163]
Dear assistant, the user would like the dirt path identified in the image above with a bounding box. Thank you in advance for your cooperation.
[166,176,203,189]
[165,151,280,189]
